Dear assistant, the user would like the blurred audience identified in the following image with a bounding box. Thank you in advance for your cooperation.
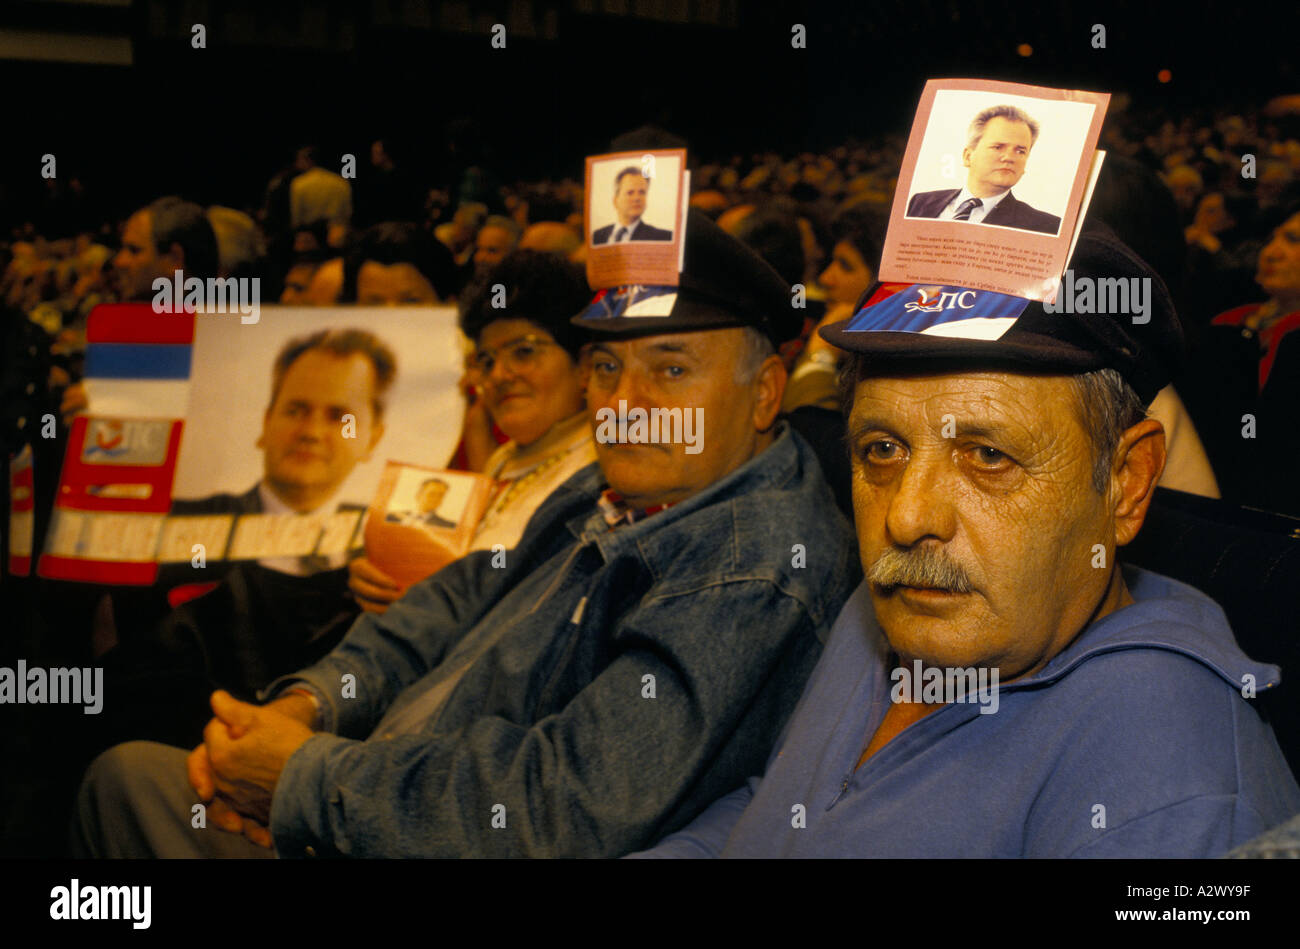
[1,103,1298,556]
[111,196,219,302]
[344,222,459,305]
[288,145,352,233]
[207,206,266,280]
[518,221,582,258]
[1187,207,1300,515]
[472,214,521,277]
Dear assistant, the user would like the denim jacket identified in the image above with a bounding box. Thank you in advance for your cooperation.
[263,424,860,857]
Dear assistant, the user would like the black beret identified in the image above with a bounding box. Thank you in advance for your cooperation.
[571,209,801,346]
[820,220,1186,405]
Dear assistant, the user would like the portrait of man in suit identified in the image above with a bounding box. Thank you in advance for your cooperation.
[385,477,457,530]
[171,327,396,523]
[102,329,400,747]
[906,104,1062,235]
[591,166,674,244]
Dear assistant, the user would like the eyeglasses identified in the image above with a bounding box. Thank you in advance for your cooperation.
[473,334,558,374]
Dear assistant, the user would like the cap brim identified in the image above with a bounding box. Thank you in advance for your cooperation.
[820,280,1108,375]
[572,305,746,339]
[572,295,770,341]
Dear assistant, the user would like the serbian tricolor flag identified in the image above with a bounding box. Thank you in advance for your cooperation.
[37,304,193,585]
[80,302,195,416]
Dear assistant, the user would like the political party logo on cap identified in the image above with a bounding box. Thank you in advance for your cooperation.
[845,283,1030,341]
[578,285,679,323]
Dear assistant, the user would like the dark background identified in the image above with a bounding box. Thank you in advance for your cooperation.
[1,0,1296,223]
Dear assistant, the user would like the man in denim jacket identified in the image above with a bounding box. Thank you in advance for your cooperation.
[73,211,859,858]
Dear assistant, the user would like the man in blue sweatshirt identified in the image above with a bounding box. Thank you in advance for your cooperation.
[635,225,1300,858]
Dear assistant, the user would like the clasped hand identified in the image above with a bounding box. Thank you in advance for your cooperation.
[186,690,315,848]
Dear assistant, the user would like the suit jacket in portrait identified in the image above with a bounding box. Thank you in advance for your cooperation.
[591,220,674,244]
[386,509,458,529]
[98,481,363,751]
[169,482,366,519]
[162,482,366,587]
[906,188,1062,235]
[168,483,265,517]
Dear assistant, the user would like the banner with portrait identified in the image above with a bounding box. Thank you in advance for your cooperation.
[39,303,464,584]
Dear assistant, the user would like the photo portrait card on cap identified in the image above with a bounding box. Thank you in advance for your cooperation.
[883,78,1110,301]
[585,149,689,290]
[572,207,801,347]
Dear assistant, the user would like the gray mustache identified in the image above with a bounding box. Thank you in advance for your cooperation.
[867,547,974,594]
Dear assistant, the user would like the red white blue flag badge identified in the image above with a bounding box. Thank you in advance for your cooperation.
[845,283,1030,340]
[579,285,679,322]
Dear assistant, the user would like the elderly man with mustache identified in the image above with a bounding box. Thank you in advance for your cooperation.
[635,225,1300,858]
[71,211,859,859]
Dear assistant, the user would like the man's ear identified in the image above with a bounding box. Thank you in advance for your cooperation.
[961,146,973,168]
[751,354,787,434]
[1110,418,1166,547]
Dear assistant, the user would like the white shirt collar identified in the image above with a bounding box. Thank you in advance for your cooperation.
[255,481,346,575]
[257,480,334,517]
[951,186,1011,214]
[613,217,641,239]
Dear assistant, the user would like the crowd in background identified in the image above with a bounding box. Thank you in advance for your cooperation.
[3,90,1300,860]
[4,101,1300,518]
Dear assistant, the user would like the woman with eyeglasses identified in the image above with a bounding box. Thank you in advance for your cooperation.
[349,249,596,612]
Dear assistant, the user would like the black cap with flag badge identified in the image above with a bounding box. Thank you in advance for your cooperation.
[572,209,801,347]
[820,221,1186,405]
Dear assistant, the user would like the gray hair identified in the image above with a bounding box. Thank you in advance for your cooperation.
[734,325,776,384]
[146,196,219,280]
[1069,367,1148,494]
[966,105,1040,152]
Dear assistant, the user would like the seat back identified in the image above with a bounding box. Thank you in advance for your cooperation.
[1124,488,1300,779]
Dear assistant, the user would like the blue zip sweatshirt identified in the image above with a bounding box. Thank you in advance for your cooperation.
[634,564,1300,857]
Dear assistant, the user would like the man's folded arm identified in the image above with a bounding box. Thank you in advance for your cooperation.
[269,581,818,858]
[260,546,519,737]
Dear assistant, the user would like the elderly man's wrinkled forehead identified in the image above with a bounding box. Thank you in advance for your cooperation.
[847,368,1092,457]
[587,327,749,367]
